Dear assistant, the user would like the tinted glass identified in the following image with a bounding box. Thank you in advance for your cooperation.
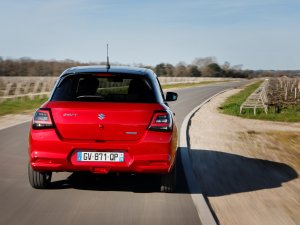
[51,74,156,103]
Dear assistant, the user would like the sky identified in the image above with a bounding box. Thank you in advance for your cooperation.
[0,0,299,70]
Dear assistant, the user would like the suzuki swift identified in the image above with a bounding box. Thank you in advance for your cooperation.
[28,66,178,192]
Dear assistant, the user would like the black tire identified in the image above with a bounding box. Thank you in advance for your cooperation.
[28,163,52,189]
[160,162,177,193]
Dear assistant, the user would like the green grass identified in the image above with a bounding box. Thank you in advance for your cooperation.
[0,97,48,116]
[162,81,226,89]
[220,81,300,122]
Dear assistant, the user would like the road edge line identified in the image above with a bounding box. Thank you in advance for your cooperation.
[0,119,32,131]
[180,89,231,225]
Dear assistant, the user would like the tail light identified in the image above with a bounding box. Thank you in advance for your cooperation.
[32,109,54,129]
[148,110,173,132]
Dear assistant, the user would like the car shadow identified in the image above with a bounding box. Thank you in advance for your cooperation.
[47,148,297,195]
[188,148,298,197]
[48,147,190,193]
[49,172,162,192]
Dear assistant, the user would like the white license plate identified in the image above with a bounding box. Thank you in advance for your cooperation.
[77,152,124,162]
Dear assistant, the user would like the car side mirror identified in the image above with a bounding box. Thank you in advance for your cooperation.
[166,92,178,102]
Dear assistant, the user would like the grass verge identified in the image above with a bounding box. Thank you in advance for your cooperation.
[0,97,48,116]
[220,81,300,122]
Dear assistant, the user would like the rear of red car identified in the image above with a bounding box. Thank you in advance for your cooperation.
[28,66,178,192]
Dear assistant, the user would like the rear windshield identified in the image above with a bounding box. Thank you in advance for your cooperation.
[51,74,156,103]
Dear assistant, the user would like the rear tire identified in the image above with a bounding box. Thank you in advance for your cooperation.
[28,163,52,189]
[160,162,177,193]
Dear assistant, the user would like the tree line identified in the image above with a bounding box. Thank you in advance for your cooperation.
[0,56,298,78]
[152,57,246,78]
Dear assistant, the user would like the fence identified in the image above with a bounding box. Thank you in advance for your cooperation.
[0,76,239,102]
[240,79,269,115]
[0,77,57,102]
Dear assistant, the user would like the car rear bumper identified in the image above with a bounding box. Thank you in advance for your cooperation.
[29,128,177,174]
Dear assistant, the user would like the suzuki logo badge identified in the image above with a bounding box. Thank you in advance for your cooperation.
[98,113,105,120]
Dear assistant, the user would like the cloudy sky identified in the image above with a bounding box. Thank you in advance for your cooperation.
[0,0,299,70]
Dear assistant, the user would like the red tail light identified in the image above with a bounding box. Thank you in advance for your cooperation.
[32,109,54,129]
[148,111,173,132]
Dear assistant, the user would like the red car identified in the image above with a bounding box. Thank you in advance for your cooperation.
[28,66,178,192]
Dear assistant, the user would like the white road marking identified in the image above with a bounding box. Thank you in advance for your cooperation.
[180,89,230,225]
[0,114,32,131]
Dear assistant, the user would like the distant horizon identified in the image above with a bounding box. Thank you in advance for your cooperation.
[1,55,299,72]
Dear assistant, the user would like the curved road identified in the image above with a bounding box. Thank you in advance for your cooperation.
[0,81,246,225]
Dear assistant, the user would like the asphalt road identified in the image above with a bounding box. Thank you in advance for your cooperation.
[0,81,246,225]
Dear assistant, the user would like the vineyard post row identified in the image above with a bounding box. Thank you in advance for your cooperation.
[240,77,300,115]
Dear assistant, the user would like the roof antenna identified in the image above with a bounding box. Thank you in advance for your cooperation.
[106,44,110,70]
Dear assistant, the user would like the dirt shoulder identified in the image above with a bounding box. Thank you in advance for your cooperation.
[189,88,300,225]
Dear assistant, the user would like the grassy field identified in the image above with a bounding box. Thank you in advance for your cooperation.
[220,81,300,122]
[0,97,48,116]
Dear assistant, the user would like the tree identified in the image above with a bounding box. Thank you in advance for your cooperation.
[202,63,222,77]
[174,62,188,77]
[222,61,230,71]
[154,63,174,77]
[192,57,217,69]
[188,65,201,77]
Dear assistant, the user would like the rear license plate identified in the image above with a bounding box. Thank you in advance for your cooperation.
[77,152,124,162]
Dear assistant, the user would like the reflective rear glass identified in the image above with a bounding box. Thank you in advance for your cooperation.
[51,74,156,103]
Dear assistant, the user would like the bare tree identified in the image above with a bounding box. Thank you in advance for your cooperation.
[192,57,217,68]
